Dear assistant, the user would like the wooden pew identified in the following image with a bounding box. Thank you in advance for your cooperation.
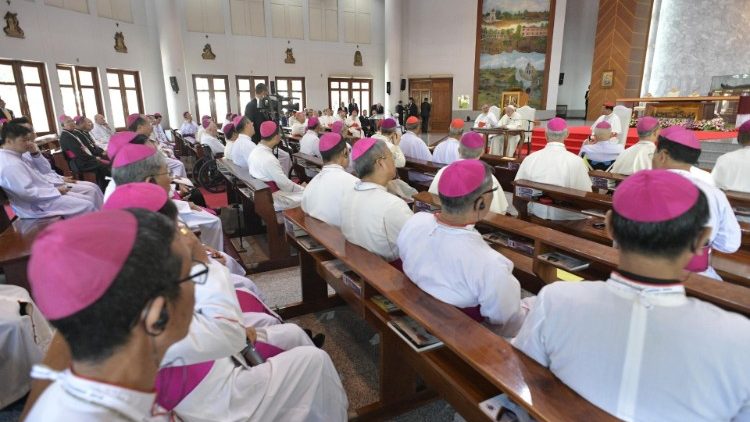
[398,158,444,191]
[283,207,617,421]
[588,170,627,192]
[50,149,97,184]
[480,154,522,192]
[413,191,750,317]
[216,158,296,272]
[290,152,323,183]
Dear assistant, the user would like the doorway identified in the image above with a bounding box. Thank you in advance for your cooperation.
[409,77,453,132]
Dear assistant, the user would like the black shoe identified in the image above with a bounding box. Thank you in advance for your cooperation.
[312,333,326,349]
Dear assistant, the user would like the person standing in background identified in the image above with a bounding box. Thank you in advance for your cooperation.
[420,97,431,133]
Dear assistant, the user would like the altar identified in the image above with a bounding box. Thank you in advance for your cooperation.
[616,96,740,120]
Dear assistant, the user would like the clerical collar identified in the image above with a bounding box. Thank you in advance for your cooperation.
[354,181,385,191]
[434,212,475,230]
[606,271,687,308]
[614,269,682,286]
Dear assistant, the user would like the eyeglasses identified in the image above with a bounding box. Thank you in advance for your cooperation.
[480,186,499,196]
[151,170,170,178]
[176,260,209,285]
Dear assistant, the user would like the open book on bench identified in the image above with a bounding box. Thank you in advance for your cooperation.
[387,315,444,353]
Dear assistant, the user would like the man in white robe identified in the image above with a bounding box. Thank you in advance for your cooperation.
[399,116,434,183]
[494,105,523,156]
[179,111,199,143]
[0,121,96,218]
[345,109,363,138]
[129,113,186,178]
[249,121,305,211]
[611,116,659,175]
[152,113,171,147]
[652,126,741,280]
[89,114,114,149]
[319,109,334,128]
[341,138,414,262]
[299,116,323,178]
[515,117,592,220]
[429,131,507,214]
[432,119,465,164]
[400,159,527,336]
[590,102,622,137]
[289,112,307,137]
[200,120,225,156]
[196,115,211,145]
[473,104,499,129]
[25,209,196,421]
[513,170,750,421]
[579,121,624,170]
[302,133,358,227]
[712,120,750,193]
[229,115,256,168]
[371,118,406,167]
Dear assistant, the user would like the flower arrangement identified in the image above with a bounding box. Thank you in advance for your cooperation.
[629,116,730,131]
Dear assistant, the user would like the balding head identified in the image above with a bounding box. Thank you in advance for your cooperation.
[94,114,106,125]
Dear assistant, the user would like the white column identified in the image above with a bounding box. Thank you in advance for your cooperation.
[545,0,567,111]
[384,0,402,116]
[153,0,190,128]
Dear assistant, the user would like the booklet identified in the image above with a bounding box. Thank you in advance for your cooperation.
[296,235,326,253]
[538,252,590,272]
[371,295,400,313]
[387,315,443,353]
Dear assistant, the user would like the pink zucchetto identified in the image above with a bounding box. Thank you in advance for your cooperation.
[381,118,397,130]
[331,121,344,134]
[106,131,137,159]
[28,210,138,320]
[126,113,141,128]
[103,182,169,212]
[460,131,484,149]
[113,144,157,168]
[661,125,700,150]
[260,121,278,138]
[438,159,486,198]
[613,169,699,223]
[307,116,319,129]
[351,137,377,161]
[319,133,343,152]
[636,116,659,133]
[58,114,71,123]
[73,115,84,125]
[547,117,567,132]
[595,121,611,129]
[232,115,244,127]
[222,123,235,136]
[738,120,750,133]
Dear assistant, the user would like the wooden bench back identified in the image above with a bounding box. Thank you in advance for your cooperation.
[283,207,617,421]
[0,187,11,232]
[51,149,73,177]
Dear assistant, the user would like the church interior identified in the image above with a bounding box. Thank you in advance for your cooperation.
[0,0,749,421]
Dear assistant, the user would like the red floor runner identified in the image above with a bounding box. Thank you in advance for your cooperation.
[200,187,229,209]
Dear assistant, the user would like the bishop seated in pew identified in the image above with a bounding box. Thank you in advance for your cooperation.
[432,118,465,164]
[248,121,305,210]
[579,121,624,170]
[611,116,660,175]
[58,114,110,190]
[712,120,750,193]
[127,113,187,178]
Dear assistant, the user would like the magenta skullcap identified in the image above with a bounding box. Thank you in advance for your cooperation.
[126,113,141,128]
[232,115,244,127]
[381,118,397,130]
[104,182,168,212]
[547,117,567,131]
[461,131,484,149]
[595,121,611,129]
[153,112,162,118]
[319,133,343,152]
[260,121,278,138]
[222,122,235,135]
[662,125,700,150]
[107,131,137,158]
[351,137,377,161]
[738,120,750,133]
[438,159,486,198]
[29,210,138,320]
[73,115,85,125]
[613,169,699,223]
[113,144,157,168]
[636,116,659,132]
[307,116,320,129]
[58,114,71,123]
[331,121,344,134]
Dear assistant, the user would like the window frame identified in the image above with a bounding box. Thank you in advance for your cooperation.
[274,76,306,112]
[327,77,372,111]
[106,68,144,130]
[0,59,56,135]
[56,64,104,118]
[192,74,231,123]
[235,75,269,112]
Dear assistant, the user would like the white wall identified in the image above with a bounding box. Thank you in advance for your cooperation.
[556,0,597,115]
[0,0,167,130]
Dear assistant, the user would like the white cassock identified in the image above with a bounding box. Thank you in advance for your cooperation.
[302,164,359,227]
[195,126,205,144]
[610,141,656,175]
[165,155,187,178]
[248,144,304,211]
[319,115,333,128]
[494,112,523,156]
[0,150,96,218]
[474,112,499,129]
[180,121,199,139]
[201,134,225,156]
[229,134,255,168]
[399,131,434,183]
[299,130,321,178]
[290,120,307,136]
[432,138,461,164]
[428,159,508,215]
[579,138,624,163]
[0,285,53,408]
[90,123,114,148]
[590,113,622,135]
[22,152,103,208]
[26,368,165,422]
[159,262,348,422]
[515,142,592,220]
[512,272,750,422]
[224,139,235,158]
[341,181,414,262]
[397,213,527,337]
[372,134,406,168]
[153,125,170,146]
[345,116,362,138]
[690,166,715,187]
[712,146,750,192]
[668,169,741,280]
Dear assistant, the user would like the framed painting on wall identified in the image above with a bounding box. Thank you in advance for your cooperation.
[601,70,614,88]
[473,0,556,110]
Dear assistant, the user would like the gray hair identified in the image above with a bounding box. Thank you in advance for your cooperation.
[112,153,166,185]
[637,126,659,139]
[353,139,389,179]
[439,162,494,214]
[546,128,568,143]
[593,127,612,141]
[449,126,464,138]
[405,121,419,131]
[458,144,484,159]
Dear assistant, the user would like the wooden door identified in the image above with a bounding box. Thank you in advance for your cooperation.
[409,77,453,132]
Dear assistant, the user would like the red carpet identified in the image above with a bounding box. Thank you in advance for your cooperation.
[529,127,738,155]
[200,187,228,209]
